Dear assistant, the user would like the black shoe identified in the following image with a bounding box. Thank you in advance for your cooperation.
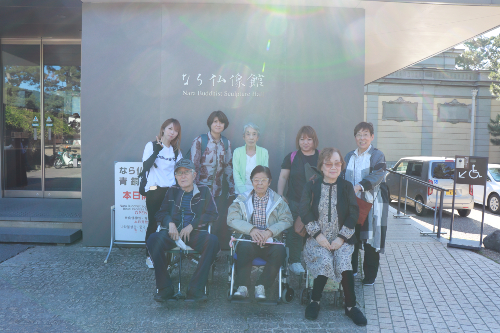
[305,301,320,320]
[362,278,375,286]
[154,286,174,302]
[185,289,208,302]
[345,306,367,326]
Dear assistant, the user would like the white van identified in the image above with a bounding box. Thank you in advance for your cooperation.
[473,164,500,214]
[386,157,474,217]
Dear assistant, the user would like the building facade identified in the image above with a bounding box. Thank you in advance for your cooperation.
[365,49,500,166]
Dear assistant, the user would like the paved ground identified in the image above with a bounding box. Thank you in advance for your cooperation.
[365,207,500,333]
[1,206,500,332]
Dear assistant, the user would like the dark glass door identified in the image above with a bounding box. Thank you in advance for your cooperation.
[2,43,42,197]
[43,43,81,197]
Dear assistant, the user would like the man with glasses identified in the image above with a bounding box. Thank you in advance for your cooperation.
[147,158,219,302]
[342,122,389,286]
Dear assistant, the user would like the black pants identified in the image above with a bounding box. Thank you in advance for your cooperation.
[235,242,286,289]
[284,200,305,264]
[145,187,169,256]
[311,271,356,308]
[212,195,233,250]
[147,229,220,293]
[351,225,380,282]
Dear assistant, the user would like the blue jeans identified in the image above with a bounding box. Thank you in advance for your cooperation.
[147,229,220,294]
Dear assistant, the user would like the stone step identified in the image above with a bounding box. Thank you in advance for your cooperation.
[0,227,82,244]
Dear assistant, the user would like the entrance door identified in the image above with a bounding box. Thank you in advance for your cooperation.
[43,43,81,198]
[1,40,81,198]
[1,42,42,197]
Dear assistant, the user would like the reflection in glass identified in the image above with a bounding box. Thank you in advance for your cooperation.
[2,44,42,191]
[43,44,81,192]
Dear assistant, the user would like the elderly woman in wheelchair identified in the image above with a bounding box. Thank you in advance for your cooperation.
[227,165,293,300]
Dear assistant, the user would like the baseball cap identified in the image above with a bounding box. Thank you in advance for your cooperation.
[174,158,195,172]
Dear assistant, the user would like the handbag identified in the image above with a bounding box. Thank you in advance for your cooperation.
[356,197,372,226]
[293,183,315,237]
[293,216,307,238]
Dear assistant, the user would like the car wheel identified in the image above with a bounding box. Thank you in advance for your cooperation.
[488,193,500,214]
[458,209,471,217]
[415,196,428,216]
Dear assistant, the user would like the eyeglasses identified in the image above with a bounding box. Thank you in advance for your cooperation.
[323,162,342,169]
[355,133,371,139]
[252,178,269,184]
[175,170,193,176]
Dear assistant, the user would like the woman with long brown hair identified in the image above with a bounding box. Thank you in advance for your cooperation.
[142,118,182,268]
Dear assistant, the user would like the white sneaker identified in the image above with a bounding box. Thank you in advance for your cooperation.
[289,263,305,275]
[233,286,248,299]
[146,257,154,269]
[255,285,266,299]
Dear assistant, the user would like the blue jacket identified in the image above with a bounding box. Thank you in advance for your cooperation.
[155,184,218,231]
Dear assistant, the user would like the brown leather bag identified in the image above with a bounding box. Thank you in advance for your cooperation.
[293,216,307,237]
[356,197,372,226]
[293,188,314,237]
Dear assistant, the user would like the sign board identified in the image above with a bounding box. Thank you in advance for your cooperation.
[454,156,488,186]
[448,155,488,251]
[114,162,147,242]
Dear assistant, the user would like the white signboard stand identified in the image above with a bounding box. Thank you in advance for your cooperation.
[105,162,147,263]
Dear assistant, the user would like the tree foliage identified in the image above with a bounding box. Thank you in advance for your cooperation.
[456,34,500,145]
[489,114,500,146]
[4,65,81,140]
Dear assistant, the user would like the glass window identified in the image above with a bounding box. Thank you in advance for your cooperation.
[407,162,423,177]
[431,162,455,179]
[43,44,81,193]
[489,168,500,182]
[394,161,408,174]
[2,43,42,193]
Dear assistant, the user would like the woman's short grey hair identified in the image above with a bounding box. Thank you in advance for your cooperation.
[243,122,260,136]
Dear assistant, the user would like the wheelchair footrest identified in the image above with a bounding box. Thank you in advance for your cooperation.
[229,297,252,304]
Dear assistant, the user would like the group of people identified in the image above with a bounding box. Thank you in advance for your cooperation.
[141,110,388,327]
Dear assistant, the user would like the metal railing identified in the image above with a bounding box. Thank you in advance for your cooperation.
[386,169,447,238]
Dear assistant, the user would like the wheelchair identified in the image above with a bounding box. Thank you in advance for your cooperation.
[163,224,216,300]
[226,237,294,305]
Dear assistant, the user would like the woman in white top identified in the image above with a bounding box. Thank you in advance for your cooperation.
[142,119,182,268]
[232,123,269,195]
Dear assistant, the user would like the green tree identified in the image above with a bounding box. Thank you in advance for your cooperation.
[456,34,500,145]
[488,114,500,145]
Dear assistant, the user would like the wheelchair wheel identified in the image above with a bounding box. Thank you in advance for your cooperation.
[281,284,294,303]
[300,288,310,305]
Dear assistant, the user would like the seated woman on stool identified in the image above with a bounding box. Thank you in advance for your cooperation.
[300,148,367,326]
[227,165,293,300]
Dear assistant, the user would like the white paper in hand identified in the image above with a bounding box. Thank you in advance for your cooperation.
[175,238,188,250]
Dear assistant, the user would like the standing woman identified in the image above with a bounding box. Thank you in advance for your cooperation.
[342,122,388,286]
[300,148,366,326]
[142,119,182,268]
[232,123,269,195]
[277,126,319,275]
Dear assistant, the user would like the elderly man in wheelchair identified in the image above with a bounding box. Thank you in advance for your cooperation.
[227,165,293,301]
[147,158,219,303]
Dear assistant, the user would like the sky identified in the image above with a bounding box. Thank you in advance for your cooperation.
[456,26,500,49]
